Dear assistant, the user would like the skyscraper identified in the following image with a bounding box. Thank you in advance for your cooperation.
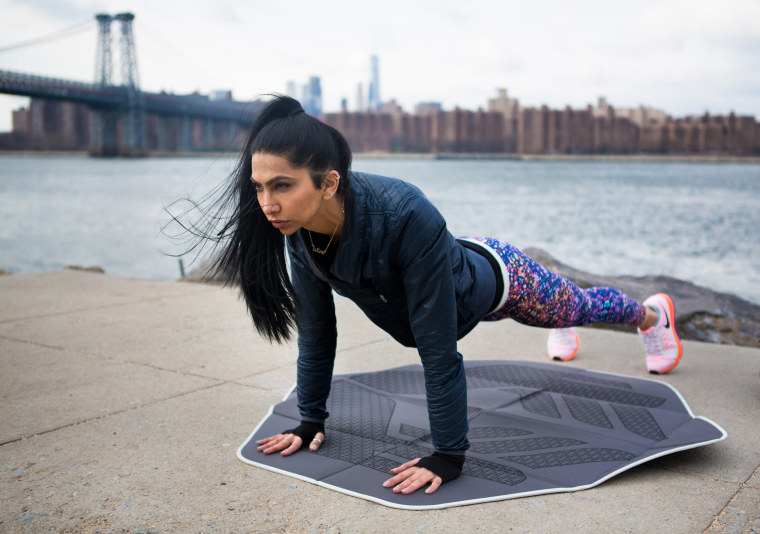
[368,55,380,112]
[356,82,364,112]
[301,76,323,116]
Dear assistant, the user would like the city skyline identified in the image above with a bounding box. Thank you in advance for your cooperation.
[8,91,757,156]
[1,0,759,132]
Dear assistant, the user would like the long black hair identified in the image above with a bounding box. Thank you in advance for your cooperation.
[173,95,352,343]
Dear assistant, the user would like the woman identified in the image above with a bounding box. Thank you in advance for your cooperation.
[196,95,682,497]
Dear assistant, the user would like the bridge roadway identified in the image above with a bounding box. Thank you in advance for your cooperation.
[0,68,261,123]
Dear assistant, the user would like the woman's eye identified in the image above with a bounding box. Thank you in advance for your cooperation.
[276,183,289,191]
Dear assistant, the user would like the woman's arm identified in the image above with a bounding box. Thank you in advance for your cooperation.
[384,195,470,493]
[289,249,339,424]
[392,194,469,453]
[258,245,337,454]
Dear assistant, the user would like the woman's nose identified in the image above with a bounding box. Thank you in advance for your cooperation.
[261,202,278,215]
[259,193,278,214]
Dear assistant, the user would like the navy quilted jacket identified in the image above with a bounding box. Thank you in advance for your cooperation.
[286,172,495,452]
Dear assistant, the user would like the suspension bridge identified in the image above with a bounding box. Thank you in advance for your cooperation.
[0,13,261,156]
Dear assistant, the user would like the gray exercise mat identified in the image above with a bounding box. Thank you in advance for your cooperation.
[238,360,726,510]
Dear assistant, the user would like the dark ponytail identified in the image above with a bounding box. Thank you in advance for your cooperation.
[169,95,352,343]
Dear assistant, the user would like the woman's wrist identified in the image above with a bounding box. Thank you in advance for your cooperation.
[414,451,465,483]
[283,421,325,447]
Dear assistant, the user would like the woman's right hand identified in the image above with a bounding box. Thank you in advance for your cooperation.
[256,431,325,456]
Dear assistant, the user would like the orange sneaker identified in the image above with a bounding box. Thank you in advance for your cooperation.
[638,293,683,374]
[547,327,579,361]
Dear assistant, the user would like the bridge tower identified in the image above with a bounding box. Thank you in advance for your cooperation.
[94,14,113,85]
[91,14,117,156]
[114,12,146,155]
[90,12,146,156]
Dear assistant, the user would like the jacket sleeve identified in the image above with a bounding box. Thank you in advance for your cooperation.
[391,194,469,452]
[288,246,337,424]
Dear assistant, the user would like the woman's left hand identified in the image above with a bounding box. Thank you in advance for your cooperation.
[382,458,443,495]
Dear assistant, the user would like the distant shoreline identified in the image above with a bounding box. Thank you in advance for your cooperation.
[357,152,760,163]
[1,149,759,163]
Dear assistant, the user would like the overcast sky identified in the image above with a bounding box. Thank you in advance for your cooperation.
[1,0,759,132]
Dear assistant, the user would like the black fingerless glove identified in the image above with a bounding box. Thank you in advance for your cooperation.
[283,421,325,449]
[414,451,465,483]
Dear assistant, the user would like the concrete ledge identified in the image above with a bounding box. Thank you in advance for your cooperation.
[1,271,758,532]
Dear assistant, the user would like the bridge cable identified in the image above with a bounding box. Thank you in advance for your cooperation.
[0,19,94,53]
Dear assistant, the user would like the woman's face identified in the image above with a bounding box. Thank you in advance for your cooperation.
[251,152,335,236]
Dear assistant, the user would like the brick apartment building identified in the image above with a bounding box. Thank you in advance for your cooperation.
[2,90,759,156]
[324,90,759,156]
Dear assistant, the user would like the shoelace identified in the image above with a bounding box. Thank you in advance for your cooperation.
[551,328,576,345]
[641,328,665,354]
[641,319,676,354]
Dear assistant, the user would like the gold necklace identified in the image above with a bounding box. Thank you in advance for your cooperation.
[308,198,344,255]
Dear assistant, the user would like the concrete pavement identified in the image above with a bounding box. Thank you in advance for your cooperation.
[1,270,758,533]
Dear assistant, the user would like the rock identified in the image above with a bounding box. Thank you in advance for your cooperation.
[63,265,105,274]
[524,247,760,348]
[179,257,231,285]
[182,248,760,348]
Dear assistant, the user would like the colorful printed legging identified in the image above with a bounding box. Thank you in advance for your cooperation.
[473,237,646,328]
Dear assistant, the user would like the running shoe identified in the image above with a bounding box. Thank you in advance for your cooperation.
[547,327,579,361]
[638,293,683,374]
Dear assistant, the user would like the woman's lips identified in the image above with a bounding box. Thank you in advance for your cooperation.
[269,219,287,229]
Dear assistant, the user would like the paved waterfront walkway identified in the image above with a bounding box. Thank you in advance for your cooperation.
[1,270,758,533]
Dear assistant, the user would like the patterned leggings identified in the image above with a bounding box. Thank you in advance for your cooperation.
[472,238,646,328]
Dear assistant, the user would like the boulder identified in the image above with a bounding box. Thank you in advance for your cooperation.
[63,265,105,274]
[524,247,760,348]
[182,249,760,348]
[180,258,230,285]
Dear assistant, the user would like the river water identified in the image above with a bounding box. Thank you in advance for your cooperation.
[1,155,759,304]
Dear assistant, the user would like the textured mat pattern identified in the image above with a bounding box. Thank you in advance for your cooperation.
[238,360,725,509]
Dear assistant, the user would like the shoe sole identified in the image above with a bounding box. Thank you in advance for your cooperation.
[648,293,683,374]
